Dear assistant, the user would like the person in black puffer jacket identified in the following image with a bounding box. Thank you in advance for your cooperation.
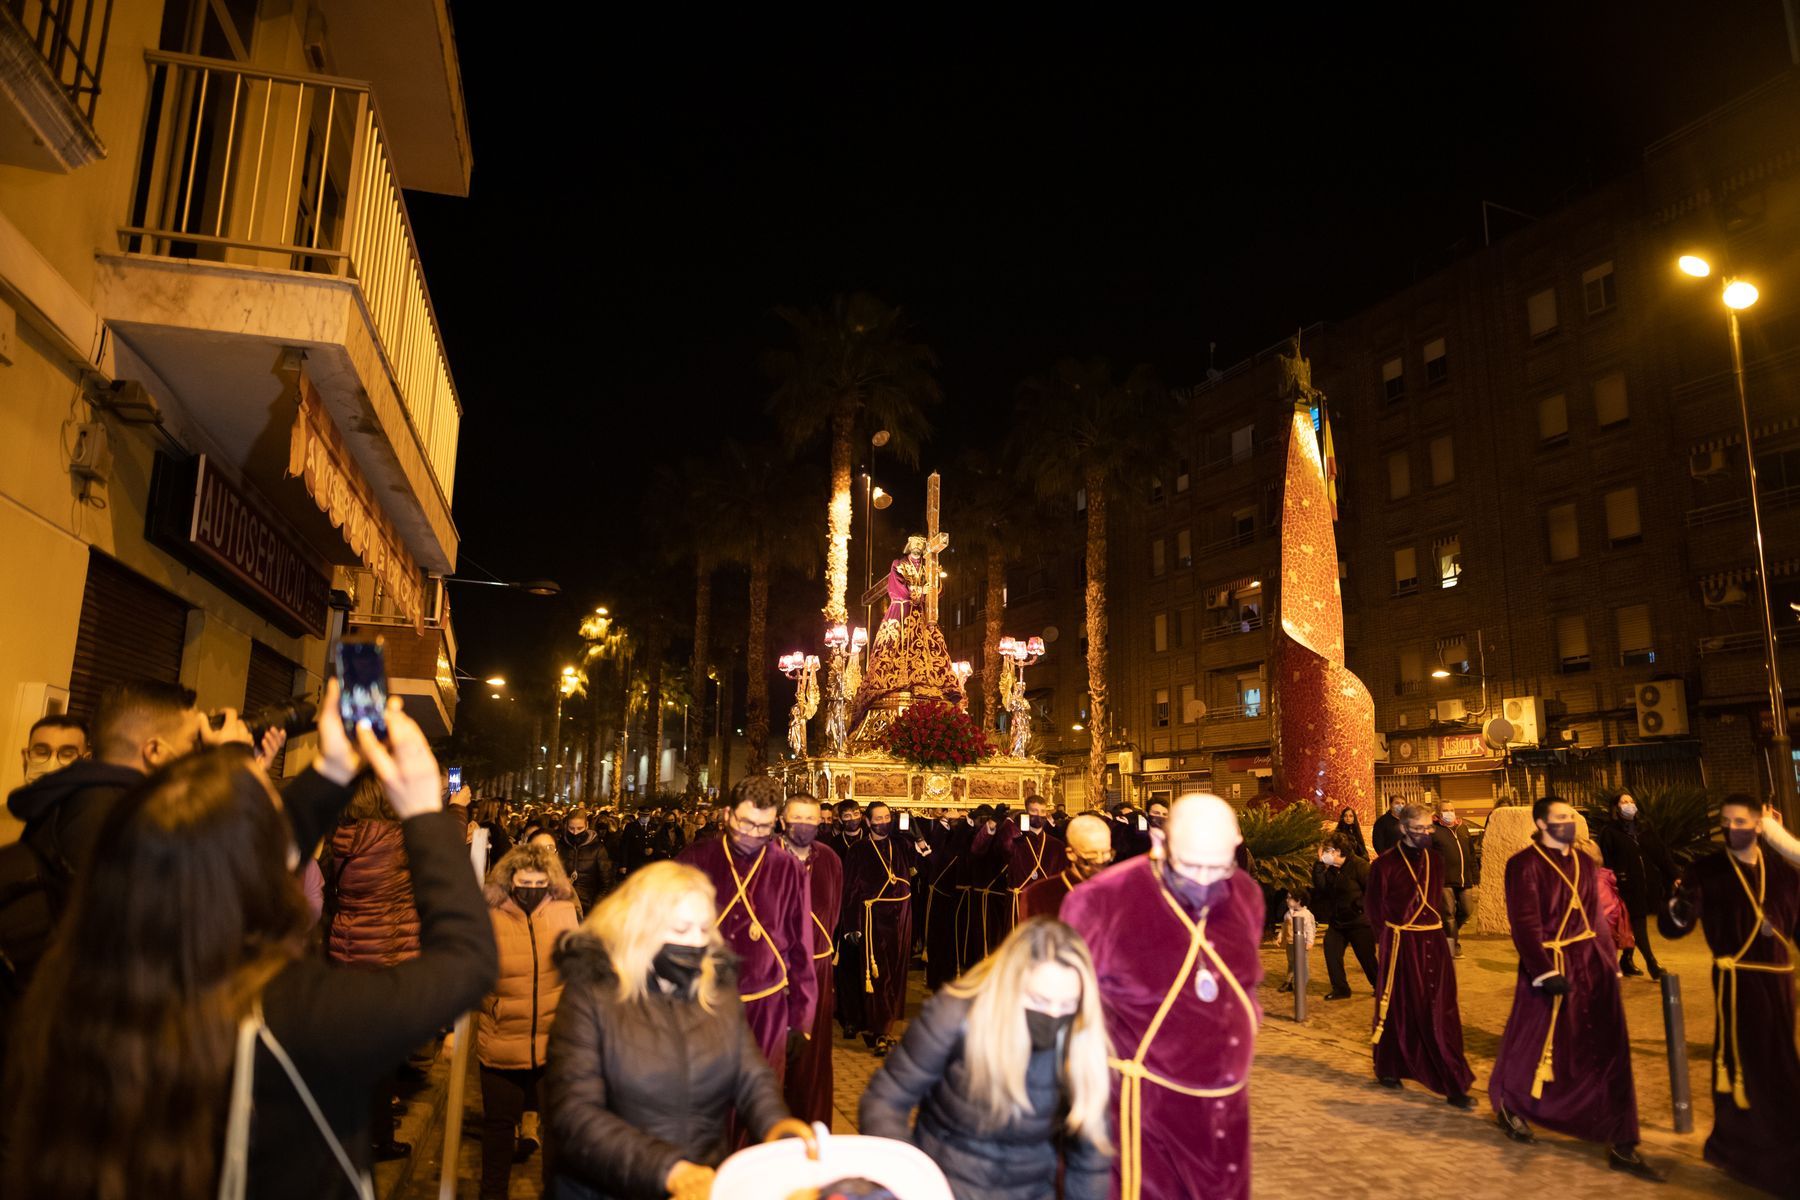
[556,811,612,911]
[858,917,1113,1200]
[1312,832,1378,1000]
[544,860,807,1200]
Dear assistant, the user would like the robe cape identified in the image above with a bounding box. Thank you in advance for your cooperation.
[1658,847,1800,1197]
[828,827,870,1030]
[783,840,844,1126]
[1488,838,1637,1146]
[1063,858,1263,1200]
[962,825,1015,968]
[1000,824,1069,923]
[1020,868,1081,922]
[1365,844,1475,1097]
[842,833,920,1039]
[923,820,976,989]
[677,835,816,1077]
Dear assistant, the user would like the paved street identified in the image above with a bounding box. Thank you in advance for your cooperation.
[402,932,1765,1198]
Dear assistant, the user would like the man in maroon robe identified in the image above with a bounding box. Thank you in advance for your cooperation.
[778,794,843,1127]
[677,775,816,1081]
[1366,804,1475,1106]
[827,799,868,1037]
[923,810,977,989]
[1020,813,1114,921]
[840,801,923,1054]
[1659,793,1800,1196]
[991,793,1069,924]
[1063,793,1263,1200]
[963,807,1015,968]
[1490,796,1662,1180]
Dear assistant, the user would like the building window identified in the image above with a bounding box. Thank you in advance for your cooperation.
[1236,671,1264,718]
[1547,503,1580,563]
[1538,393,1569,446]
[1231,424,1255,463]
[1424,338,1448,387]
[1583,261,1617,314]
[1397,648,1424,695]
[1150,476,1165,503]
[1175,458,1191,493]
[1527,288,1559,339]
[1438,634,1471,675]
[1604,486,1642,547]
[1154,688,1171,728]
[1180,682,1200,723]
[1387,449,1411,499]
[1556,614,1591,672]
[1435,534,1462,588]
[1383,356,1405,403]
[1176,528,1192,568]
[1153,613,1169,653]
[1177,607,1193,647]
[1394,546,1419,595]
[1151,537,1167,576]
[1233,507,1256,540]
[1429,435,1455,486]
[1075,488,1087,514]
[1593,371,1629,428]
[1616,603,1654,666]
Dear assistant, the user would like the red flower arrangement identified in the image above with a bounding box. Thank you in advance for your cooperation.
[884,701,995,771]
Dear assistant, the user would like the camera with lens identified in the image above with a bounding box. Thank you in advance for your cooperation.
[209,698,320,742]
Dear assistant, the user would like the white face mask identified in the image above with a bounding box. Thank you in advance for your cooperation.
[1619,803,1638,819]
[1440,811,1455,824]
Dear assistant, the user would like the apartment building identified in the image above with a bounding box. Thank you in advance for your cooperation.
[0,0,470,800]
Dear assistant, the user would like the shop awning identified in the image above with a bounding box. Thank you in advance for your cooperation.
[1700,558,1800,591]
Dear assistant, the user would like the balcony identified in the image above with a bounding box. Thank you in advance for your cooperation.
[94,52,461,571]
[1200,612,1263,641]
[345,570,458,737]
[0,0,110,170]
[1687,482,1800,528]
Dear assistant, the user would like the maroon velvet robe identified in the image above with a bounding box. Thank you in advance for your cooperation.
[1063,858,1264,1200]
[1365,844,1474,1097]
[1489,838,1636,1145]
[678,835,816,1079]
[1000,823,1069,922]
[841,832,919,1039]
[1020,867,1080,922]
[1657,848,1800,1195]
[783,840,844,1126]
[963,824,1015,966]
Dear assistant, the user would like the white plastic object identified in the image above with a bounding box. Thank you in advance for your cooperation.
[710,1125,954,1199]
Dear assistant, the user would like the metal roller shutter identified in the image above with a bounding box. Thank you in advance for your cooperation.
[66,553,189,725]
[1438,774,1497,808]
[244,641,299,776]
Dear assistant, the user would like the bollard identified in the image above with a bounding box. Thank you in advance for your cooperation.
[1660,971,1693,1134]
[1291,928,1309,1023]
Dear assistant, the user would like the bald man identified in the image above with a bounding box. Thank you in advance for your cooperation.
[1020,813,1114,920]
[1063,794,1264,1199]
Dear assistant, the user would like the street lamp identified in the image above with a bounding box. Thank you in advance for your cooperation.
[485,676,507,687]
[1678,254,1793,820]
[443,576,562,596]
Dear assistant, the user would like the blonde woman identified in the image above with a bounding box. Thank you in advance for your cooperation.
[477,843,582,1199]
[543,860,808,1200]
[858,917,1113,1200]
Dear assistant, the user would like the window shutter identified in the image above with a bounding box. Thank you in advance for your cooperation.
[1394,546,1417,587]
[1604,487,1641,543]
[1547,504,1579,562]
[1382,357,1404,383]
[1594,372,1628,427]
[1528,288,1558,337]
[1538,394,1568,442]
[1557,615,1590,664]
[1387,450,1410,499]
[1231,425,1254,461]
[1151,538,1166,575]
[1399,649,1423,683]
[1176,528,1192,566]
[67,552,189,724]
[1424,338,1446,364]
[1429,435,1455,485]
[1615,604,1652,655]
[1153,613,1168,652]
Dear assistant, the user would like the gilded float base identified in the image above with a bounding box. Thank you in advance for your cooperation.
[779,751,1054,810]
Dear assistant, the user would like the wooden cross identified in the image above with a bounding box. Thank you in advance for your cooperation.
[926,471,941,625]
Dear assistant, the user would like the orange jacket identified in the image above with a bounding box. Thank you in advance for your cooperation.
[477,897,580,1069]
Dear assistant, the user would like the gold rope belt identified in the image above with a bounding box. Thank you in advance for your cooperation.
[921,854,960,966]
[1370,916,1444,1046]
[1531,928,1596,1098]
[862,893,911,992]
[1712,853,1796,1109]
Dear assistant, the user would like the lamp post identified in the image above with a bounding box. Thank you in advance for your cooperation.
[1679,255,1794,821]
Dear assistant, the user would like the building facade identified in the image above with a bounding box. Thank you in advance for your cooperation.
[0,0,469,810]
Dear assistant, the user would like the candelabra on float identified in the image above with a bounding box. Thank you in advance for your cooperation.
[997,636,1045,758]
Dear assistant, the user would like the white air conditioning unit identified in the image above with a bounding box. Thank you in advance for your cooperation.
[1205,588,1232,610]
[1431,699,1468,722]
[1635,680,1690,737]
[1702,581,1748,608]
[1499,696,1545,746]
[1689,449,1727,479]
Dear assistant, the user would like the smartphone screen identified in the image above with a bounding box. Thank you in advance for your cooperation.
[898,811,911,831]
[1019,813,1032,833]
[335,638,389,739]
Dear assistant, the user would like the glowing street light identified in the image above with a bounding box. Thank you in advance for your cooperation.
[1430,668,1452,679]
[1723,280,1761,310]
[1677,254,1712,278]
[485,676,507,687]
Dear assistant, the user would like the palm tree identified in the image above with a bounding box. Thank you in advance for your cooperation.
[650,461,732,800]
[1018,358,1171,807]
[766,292,941,705]
[715,440,822,770]
[947,448,1058,732]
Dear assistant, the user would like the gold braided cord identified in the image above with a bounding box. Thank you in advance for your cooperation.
[717,846,788,1005]
[1371,848,1445,1046]
[1712,851,1797,1109]
[1525,842,1594,1100]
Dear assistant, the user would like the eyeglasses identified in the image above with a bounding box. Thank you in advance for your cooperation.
[26,744,82,764]
[733,815,776,836]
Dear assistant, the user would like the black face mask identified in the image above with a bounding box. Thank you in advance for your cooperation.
[1026,1009,1075,1051]
[652,943,707,990]
[511,886,548,914]
[1724,827,1758,852]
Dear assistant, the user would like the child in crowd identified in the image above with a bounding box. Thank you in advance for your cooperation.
[1275,887,1317,993]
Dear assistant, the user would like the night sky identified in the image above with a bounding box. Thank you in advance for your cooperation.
[408,4,1795,686]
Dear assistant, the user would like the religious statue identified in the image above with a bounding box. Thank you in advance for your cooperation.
[823,641,862,756]
[1000,655,1033,758]
[847,522,965,751]
[786,655,820,759]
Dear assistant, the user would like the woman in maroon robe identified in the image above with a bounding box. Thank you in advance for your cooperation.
[840,803,921,1054]
[1659,794,1800,1197]
[1489,797,1661,1181]
[1364,806,1474,1105]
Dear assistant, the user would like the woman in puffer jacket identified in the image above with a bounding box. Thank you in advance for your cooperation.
[859,917,1114,1200]
[479,842,582,1199]
[543,861,811,1200]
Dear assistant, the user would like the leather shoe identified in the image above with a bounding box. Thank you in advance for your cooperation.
[1495,1105,1534,1144]
[1609,1146,1666,1182]
[1323,990,1353,1001]
[1446,1092,1475,1110]
[372,1141,412,1162]
[1377,1076,1402,1089]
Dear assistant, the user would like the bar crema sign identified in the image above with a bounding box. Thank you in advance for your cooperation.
[149,454,330,637]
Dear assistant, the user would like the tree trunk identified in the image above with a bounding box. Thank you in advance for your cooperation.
[719,658,735,794]
[585,689,602,805]
[687,558,712,800]
[1084,466,1109,810]
[823,407,855,701]
[613,654,632,804]
[746,553,771,769]
[983,540,1007,732]
[648,635,665,799]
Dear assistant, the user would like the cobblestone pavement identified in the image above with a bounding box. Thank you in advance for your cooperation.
[410,933,1770,1198]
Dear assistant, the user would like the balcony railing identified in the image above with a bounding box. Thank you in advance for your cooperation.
[4,0,111,121]
[1197,528,1256,558]
[121,51,460,502]
[1699,628,1800,657]
[1200,613,1263,641]
[1686,482,1800,528]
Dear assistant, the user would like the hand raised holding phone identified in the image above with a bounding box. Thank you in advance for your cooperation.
[356,700,443,820]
